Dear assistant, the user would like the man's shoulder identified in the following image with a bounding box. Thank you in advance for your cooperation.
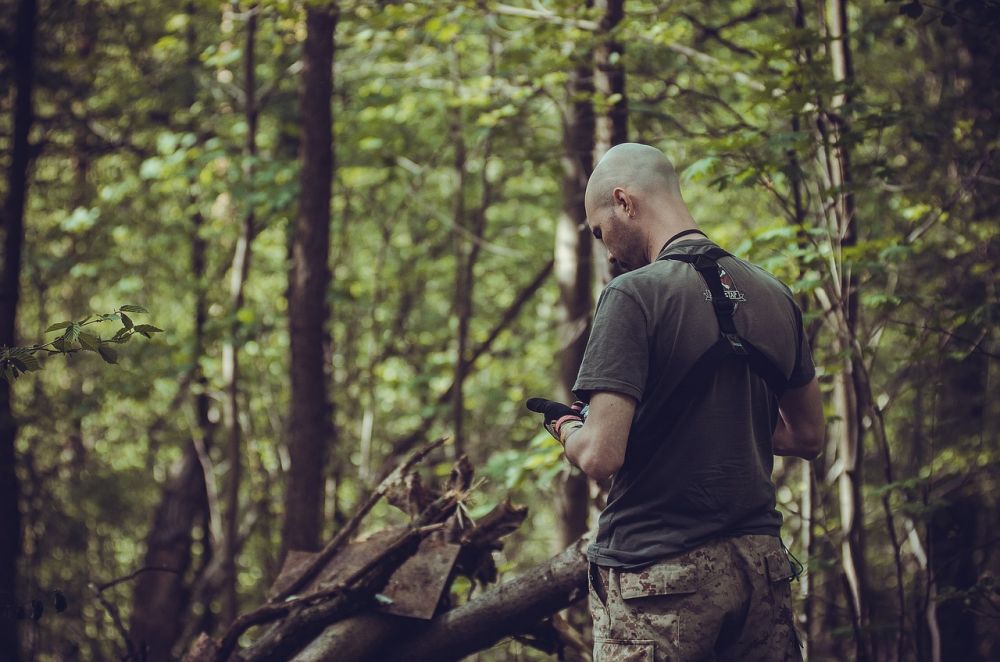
[723,255,797,301]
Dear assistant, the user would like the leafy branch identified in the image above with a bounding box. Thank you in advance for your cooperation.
[0,305,163,382]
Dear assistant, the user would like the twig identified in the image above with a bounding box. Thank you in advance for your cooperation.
[384,259,554,466]
[96,565,180,593]
[885,318,1000,360]
[88,566,180,660]
[89,582,136,660]
[492,3,598,30]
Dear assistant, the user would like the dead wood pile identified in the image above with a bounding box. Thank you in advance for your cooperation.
[183,438,589,662]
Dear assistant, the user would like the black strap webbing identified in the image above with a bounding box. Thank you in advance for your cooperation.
[612,246,789,494]
[658,247,788,396]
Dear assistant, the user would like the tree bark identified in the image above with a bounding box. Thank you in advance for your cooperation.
[822,0,870,658]
[129,444,209,660]
[130,6,215,655]
[283,4,337,556]
[0,1,37,659]
[291,537,589,662]
[593,0,627,158]
[591,0,627,294]
[221,3,261,626]
[555,44,595,551]
[449,88,470,459]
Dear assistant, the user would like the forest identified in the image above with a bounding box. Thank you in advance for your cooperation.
[1,0,998,660]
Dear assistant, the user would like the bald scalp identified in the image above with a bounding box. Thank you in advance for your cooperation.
[585,143,683,212]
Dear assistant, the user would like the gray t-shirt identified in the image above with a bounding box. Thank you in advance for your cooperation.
[573,238,815,568]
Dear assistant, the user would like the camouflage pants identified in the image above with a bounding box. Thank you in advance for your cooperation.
[588,535,802,662]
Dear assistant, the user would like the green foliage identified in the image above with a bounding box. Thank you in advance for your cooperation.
[0,307,163,382]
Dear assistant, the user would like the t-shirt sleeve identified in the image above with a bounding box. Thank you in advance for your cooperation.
[572,285,648,402]
[786,302,816,389]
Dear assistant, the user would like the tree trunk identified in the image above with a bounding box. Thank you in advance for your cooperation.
[822,0,871,657]
[593,0,627,158]
[283,4,337,556]
[288,538,589,661]
[130,6,216,655]
[555,46,595,551]
[221,3,260,626]
[129,444,209,660]
[450,91,470,459]
[0,1,37,659]
[591,0,627,294]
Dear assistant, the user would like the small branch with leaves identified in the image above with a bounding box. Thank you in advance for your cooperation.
[0,305,164,382]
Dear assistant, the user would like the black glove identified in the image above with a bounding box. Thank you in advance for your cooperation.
[526,397,586,442]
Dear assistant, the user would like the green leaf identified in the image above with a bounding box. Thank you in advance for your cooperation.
[45,321,73,333]
[121,313,134,330]
[134,325,164,338]
[19,354,40,371]
[63,324,81,344]
[79,332,101,352]
[119,305,148,314]
[98,346,118,364]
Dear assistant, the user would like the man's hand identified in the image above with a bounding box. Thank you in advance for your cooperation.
[526,397,586,443]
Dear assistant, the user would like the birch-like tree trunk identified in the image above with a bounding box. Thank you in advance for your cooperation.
[220,2,260,626]
[822,0,871,658]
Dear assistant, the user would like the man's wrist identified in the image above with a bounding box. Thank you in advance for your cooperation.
[557,419,584,446]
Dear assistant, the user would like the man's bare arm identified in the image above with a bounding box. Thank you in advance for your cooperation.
[563,391,636,480]
[772,377,825,459]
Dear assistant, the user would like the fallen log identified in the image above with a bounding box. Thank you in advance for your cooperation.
[185,437,590,661]
[292,535,590,661]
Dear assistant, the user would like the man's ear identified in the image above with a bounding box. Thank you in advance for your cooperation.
[613,187,635,218]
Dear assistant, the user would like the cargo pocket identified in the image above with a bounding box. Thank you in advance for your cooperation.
[594,638,655,662]
[616,562,701,650]
[764,549,794,584]
[764,548,802,655]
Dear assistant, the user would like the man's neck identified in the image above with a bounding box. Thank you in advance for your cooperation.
[648,226,705,260]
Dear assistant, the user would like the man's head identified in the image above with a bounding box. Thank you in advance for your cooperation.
[585,143,697,273]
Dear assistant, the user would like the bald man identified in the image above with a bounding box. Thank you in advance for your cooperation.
[527,144,823,661]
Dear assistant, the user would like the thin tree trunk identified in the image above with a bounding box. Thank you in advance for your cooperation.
[283,4,336,556]
[593,0,627,157]
[785,1,818,655]
[555,38,595,550]
[0,1,37,659]
[130,5,215,654]
[822,0,870,658]
[591,0,627,295]
[221,2,260,626]
[450,81,470,459]
[450,47,495,461]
